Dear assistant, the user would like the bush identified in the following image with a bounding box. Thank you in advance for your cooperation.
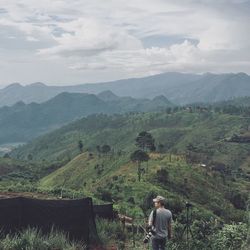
[155,168,169,185]
[96,188,113,202]
[167,198,185,217]
[210,223,248,250]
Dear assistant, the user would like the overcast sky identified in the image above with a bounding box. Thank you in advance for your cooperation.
[0,0,250,87]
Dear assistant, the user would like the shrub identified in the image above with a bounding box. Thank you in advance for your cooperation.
[96,188,113,202]
[210,223,248,250]
[155,168,169,185]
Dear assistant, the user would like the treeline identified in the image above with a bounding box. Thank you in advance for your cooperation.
[164,104,250,116]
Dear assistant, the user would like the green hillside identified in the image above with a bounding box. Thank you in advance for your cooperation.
[9,110,249,222]
[39,151,249,223]
[12,110,250,172]
[0,155,67,188]
[4,109,250,248]
[0,157,39,184]
[0,91,173,144]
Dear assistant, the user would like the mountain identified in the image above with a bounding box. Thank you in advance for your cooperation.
[214,96,250,107]
[11,110,250,172]
[1,72,250,107]
[10,111,249,223]
[0,92,173,144]
[0,82,57,107]
[97,90,120,101]
[178,72,250,104]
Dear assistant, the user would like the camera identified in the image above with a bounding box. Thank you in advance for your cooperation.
[143,226,156,243]
[185,202,192,208]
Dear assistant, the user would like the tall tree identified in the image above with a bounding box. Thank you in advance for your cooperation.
[102,144,111,155]
[78,140,83,153]
[135,131,155,152]
[96,145,101,157]
[130,149,149,181]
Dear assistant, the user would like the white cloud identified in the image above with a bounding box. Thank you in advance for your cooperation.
[38,18,142,57]
[0,0,249,85]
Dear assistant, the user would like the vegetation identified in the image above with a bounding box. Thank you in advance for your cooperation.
[0,219,247,249]
[1,105,249,249]
[135,131,156,151]
[0,92,173,144]
[0,227,86,250]
[130,150,149,181]
[12,109,250,174]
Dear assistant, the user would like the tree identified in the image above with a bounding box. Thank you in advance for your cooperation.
[149,143,156,152]
[130,150,149,181]
[78,140,83,153]
[156,168,169,185]
[158,144,165,153]
[27,154,33,161]
[3,153,10,158]
[102,144,111,155]
[96,145,101,157]
[166,107,172,114]
[135,131,155,152]
[96,145,101,153]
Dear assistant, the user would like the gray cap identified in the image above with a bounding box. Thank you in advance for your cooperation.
[153,195,165,202]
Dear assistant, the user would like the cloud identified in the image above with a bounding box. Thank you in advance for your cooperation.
[38,18,142,57]
[68,40,202,74]
[70,38,250,77]
[0,0,250,85]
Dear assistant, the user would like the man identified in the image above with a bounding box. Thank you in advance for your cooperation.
[148,195,172,250]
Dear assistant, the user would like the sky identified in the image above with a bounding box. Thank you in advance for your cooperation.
[0,0,250,86]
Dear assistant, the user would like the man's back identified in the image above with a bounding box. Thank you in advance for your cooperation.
[149,208,172,239]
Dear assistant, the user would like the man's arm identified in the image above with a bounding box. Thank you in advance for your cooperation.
[167,222,172,239]
[167,212,173,239]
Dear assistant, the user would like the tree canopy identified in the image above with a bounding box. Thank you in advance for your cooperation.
[135,131,155,151]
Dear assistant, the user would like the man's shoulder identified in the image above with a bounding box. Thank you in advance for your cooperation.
[157,208,172,214]
[160,208,172,217]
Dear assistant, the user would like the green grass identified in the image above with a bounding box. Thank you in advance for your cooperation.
[39,151,248,223]
[11,112,250,174]
[2,110,249,249]
[0,227,86,250]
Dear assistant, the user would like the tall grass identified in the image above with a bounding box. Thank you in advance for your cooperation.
[95,217,127,249]
[0,227,86,250]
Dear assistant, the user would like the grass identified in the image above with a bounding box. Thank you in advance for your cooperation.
[39,150,248,224]
[0,227,86,250]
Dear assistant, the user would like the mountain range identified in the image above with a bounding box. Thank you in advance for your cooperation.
[1,72,250,107]
[0,91,173,144]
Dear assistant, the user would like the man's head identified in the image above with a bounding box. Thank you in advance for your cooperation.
[153,195,166,208]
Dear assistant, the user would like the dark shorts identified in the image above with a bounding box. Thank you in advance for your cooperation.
[151,237,167,250]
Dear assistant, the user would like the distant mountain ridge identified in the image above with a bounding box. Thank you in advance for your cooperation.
[1,72,250,107]
[0,91,173,144]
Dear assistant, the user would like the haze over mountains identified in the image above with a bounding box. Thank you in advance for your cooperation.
[0,91,173,144]
[1,72,250,107]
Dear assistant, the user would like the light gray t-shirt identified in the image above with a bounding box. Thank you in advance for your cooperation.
[148,208,172,239]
